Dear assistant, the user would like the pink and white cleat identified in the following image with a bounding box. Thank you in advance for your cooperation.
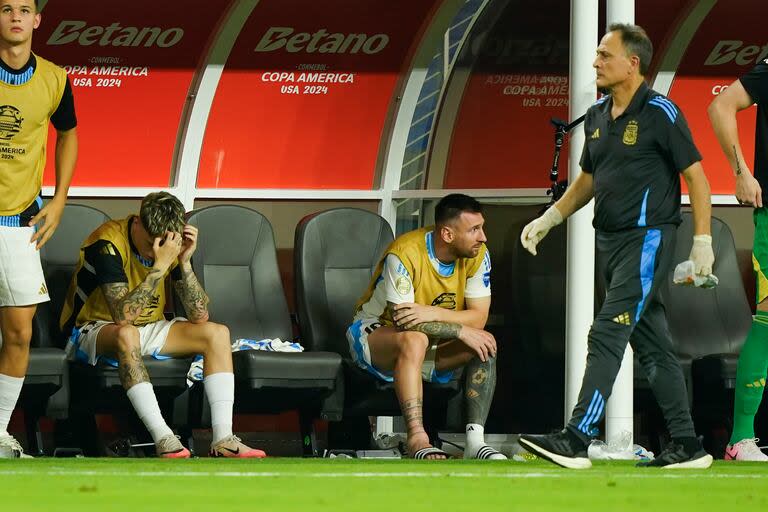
[209,435,266,458]
[724,438,768,461]
[156,434,191,459]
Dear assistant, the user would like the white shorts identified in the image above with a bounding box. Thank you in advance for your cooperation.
[0,226,49,306]
[346,317,455,384]
[65,318,185,366]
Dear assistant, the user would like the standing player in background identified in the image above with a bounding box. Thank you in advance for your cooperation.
[0,0,78,457]
[709,59,768,461]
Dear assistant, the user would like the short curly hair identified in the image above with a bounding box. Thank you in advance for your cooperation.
[139,192,185,237]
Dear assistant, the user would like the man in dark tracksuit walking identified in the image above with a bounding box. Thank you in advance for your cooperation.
[517,23,714,469]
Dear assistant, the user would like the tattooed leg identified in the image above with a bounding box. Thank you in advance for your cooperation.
[465,354,497,426]
[401,398,425,437]
[108,326,177,444]
[118,346,150,390]
[400,397,444,459]
[390,332,444,459]
[463,355,506,459]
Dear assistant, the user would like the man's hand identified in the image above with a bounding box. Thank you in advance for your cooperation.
[29,196,66,249]
[392,303,443,329]
[458,325,497,362]
[520,206,563,256]
[735,172,763,207]
[178,224,198,264]
[153,231,183,272]
[690,234,714,276]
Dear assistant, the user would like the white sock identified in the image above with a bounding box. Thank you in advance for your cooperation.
[126,382,174,443]
[465,423,507,460]
[205,372,234,444]
[0,373,24,434]
[466,423,485,448]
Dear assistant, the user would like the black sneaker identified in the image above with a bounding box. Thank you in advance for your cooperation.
[519,429,591,469]
[637,437,712,469]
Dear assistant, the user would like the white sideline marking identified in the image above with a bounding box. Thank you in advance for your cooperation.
[0,469,766,479]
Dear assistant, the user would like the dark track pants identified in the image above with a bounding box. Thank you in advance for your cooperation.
[566,225,696,442]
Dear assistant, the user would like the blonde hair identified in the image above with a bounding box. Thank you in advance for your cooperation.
[139,192,185,237]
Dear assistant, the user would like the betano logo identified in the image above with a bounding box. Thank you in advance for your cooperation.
[254,27,389,55]
[46,21,184,48]
[704,40,768,66]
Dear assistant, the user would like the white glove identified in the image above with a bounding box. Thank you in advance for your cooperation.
[520,206,563,256]
[689,234,714,276]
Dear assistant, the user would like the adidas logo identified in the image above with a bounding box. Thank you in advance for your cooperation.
[746,378,766,388]
[612,312,630,325]
[99,244,116,256]
[591,128,600,139]
[38,283,48,295]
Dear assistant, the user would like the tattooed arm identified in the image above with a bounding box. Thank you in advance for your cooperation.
[171,223,209,323]
[101,269,166,326]
[173,262,210,323]
[386,301,496,361]
[98,231,182,325]
[391,297,491,330]
[386,301,460,339]
[708,78,762,206]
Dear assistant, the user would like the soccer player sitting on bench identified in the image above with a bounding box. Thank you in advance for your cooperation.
[347,194,505,460]
[61,192,265,458]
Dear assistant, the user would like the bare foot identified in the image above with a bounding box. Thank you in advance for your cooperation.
[407,431,446,460]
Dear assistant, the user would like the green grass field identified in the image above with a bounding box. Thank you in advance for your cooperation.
[2,458,767,511]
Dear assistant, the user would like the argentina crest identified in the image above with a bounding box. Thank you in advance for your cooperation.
[623,120,638,145]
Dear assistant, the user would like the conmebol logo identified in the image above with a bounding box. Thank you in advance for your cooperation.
[46,21,185,48]
[704,40,768,66]
[254,27,389,54]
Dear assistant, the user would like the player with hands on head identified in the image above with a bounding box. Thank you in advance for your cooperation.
[60,192,265,458]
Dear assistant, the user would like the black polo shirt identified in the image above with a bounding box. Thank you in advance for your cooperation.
[740,60,768,204]
[580,82,702,232]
